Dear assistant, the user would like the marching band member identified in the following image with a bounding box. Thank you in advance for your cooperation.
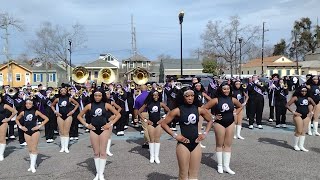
[207,78,218,99]
[77,89,121,180]
[69,87,81,140]
[306,75,320,136]
[275,79,289,128]
[15,91,27,145]
[50,87,79,153]
[245,77,253,120]
[44,88,56,143]
[134,85,150,148]
[162,86,213,180]
[15,98,49,173]
[138,90,170,164]
[125,80,134,129]
[105,90,122,156]
[114,84,128,136]
[232,80,248,139]
[0,94,17,161]
[164,77,178,131]
[247,75,265,129]
[286,85,316,151]
[204,82,242,175]
[4,87,17,140]
[267,74,279,122]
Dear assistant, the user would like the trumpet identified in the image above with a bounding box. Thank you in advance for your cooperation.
[156,86,163,92]
[256,81,263,87]
[118,89,124,95]
[147,84,153,91]
[53,88,59,94]
[280,83,288,89]
[130,82,136,89]
[49,93,56,99]
[242,84,247,89]
[32,88,39,94]
[0,90,5,96]
[134,89,141,96]
[8,88,17,96]
[74,93,80,99]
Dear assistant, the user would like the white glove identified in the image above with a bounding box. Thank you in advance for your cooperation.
[254,80,259,84]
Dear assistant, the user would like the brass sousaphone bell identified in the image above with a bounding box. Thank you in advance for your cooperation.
[72,66,89,84]
[8,88,17,96]
[98,68,115,84]
[132,67,149,85]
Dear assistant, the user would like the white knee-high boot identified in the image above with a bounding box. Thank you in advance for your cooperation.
[298,136,309,152]
[199,133,206,148]
[149,143,155,163]
[59,137,65,152]
[64,137,70,153]
[28,154,37,173]
[293,136,300,151]
[313,122,320,136]
[0,143,6,161]
[99,158,107,180]
[216,152,223,174]
[233,126,237,139]
[307,122,312,136]
[106,139,113,156]
[236,125,244,140]
[93,158,100,180]
[223,152,235,175]
[154,143,160,164]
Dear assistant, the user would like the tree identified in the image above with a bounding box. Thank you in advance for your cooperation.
[273,39,287,56]
[202,55,218,75]
[28,22,87,84]
[289,17,320,60]
[201,16,261,77]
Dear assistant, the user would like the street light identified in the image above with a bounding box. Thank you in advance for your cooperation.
[68,39,72,84]
[179,10,184,77]
[238,37,243,78]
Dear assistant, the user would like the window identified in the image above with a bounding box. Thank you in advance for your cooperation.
[241,71,243,75]
[295,70,298,74]
[33,73,42,82]
[15,73,21,81]
[142,62,147,68]
[286,70,290,75]
[254,70,256,74]
[278,70,281,77]
[7,73,12,82]
[48,74,56,82]
[269,70,273,75]
[88,71,91,80]
[129,62,134,68]
[247,71,249,74]
[94,71,98,78]
[0,73,3,82]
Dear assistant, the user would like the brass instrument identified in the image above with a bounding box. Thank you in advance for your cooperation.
[242,84,247,89]
[0,90,5,96]
[132,67,149,85]
[130,82,136,89]
[7,88,17,96]
[118,89,124,95]
[147,84,153,91]
[134,89,141,96]
[49,93,56,99]
[74,93,80,99]
[174,82,183,90]
[32,88,39,94]
[256,82,263,87]
[53,88,59,94]
[72,66,89,84]
[283,84,288,89]
[98,68,115,84]
[156,85,163,92]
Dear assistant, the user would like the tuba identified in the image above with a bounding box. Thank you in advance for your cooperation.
[98,68,115,84]
[132,67,149,85]
[72,66,89,84]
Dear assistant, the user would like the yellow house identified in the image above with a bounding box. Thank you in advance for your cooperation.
[0,61,32,87]
[241,56,302,77]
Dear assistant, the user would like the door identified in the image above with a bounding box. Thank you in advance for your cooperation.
[25,73,30,86]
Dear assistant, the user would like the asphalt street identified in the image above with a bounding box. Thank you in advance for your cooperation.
[1,97,320,180]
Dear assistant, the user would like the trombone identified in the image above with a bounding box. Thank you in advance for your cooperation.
[118,89,124,96]
[156,85,163,93]
[134,89,141,96]
[48,93,56,99]
[53,88,59,94]
[147,84,153,91]
[242,84,247,89]
[130,82,136,89]
[32,88,39,94]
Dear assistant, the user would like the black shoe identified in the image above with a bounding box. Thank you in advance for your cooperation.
[142,143,149,149]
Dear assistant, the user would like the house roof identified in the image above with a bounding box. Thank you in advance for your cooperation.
[299,60,320,68]
[0,61,32,72]
[19,62,65,72]
[84,59,117,68]
[242,56,297,68]
[157,59,203,69]
[123,54,150,62]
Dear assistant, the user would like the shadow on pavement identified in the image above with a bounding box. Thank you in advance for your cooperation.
[146,172,177,180]
[201,152,217,169]
[126,139,149,160]
[4,146,18,158]
[23,153,51,167]
[258,137,292,150]
[310,147,320,153]
[77,157,112,175]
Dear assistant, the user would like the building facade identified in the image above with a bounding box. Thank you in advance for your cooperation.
[0,61,32,87]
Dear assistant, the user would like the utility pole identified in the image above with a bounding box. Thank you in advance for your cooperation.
[261,22,266,77]
[68,39,72,84]
[294,31,299,75]
[234,26,238,78]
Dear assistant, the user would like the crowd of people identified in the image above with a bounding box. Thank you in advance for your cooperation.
[0,73,319,180]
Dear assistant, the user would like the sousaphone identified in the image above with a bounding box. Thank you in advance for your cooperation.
[72,66,89,84]
[98,68,116,84]
[132,67,149,85]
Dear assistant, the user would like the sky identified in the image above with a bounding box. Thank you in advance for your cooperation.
[0,0,319,64]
